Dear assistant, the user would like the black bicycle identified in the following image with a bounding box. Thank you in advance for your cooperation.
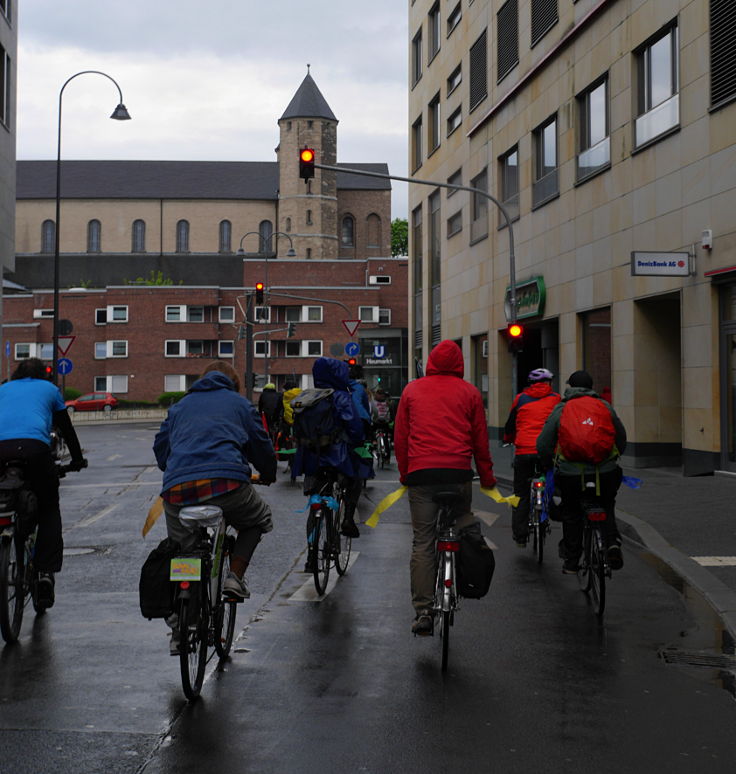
[375,428,391,469]
[528,472,551,564]
[577,481,611,618]
[306,470,352,595]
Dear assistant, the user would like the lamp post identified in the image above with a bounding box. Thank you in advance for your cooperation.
[52,70,131,385]
[237,231,296,398]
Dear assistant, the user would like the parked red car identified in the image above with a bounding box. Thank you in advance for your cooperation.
[65,392,118,413]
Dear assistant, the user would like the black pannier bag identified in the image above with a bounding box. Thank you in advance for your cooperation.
[455,522,495,599]
[139,537,179,619]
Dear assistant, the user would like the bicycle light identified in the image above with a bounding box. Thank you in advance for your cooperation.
[533,480,544,489]
[437,540,460,552]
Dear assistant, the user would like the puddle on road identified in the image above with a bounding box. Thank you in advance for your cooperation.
[641,550,736,700]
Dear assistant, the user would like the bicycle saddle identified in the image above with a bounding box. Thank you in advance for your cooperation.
[432,490,463,507]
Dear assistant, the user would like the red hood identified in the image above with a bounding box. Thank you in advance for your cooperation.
[524,382,554,399]
[426,340,464,377]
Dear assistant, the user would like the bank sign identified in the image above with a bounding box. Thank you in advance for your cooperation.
[631,251,691,276]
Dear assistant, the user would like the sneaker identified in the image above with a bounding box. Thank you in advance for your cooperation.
[607,544,624,571]
[36,572,55,609]
[411,611,434,636]
[223,571,250,600]
[562,560,580,575]
[341,518,360,538]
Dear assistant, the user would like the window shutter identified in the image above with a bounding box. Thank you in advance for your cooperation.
[531,0,558,47]
[469,30,488,111]
[497,0,519,83]
[711,0,736,108]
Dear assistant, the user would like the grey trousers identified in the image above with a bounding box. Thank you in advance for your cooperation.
[408,481,476,613]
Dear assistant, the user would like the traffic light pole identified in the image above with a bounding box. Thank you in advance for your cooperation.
[245,293,254,403]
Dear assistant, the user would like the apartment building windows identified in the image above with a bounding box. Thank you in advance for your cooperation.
[635,22,679,148]
[41,220,55,253]
[469,29,487,111]
[447,106,462,136]
[95,341,128,358]
[87,219,101,253]
[412,28,423,86]
[532,115,558,208]
[428,2,440,62]
[447,3,461,37]
[429,92,441,153]
[412,204,423,355]
[531,0,558,47]
[577,77,610,181]
[447,168,462,197]
[470,168,488,243]
[95,305,128,324]
[499,147,520,224]
[0,43,9,127]
[497,0,519,83]
[132,219,146,252]
[429,191,441,346]
[412,115,423,172]
[447,64,462,96]
[710,0,736,109]
[219,219,232,252]
[95,375,128,393]
[176,219,190,253]
[447,210,462,238]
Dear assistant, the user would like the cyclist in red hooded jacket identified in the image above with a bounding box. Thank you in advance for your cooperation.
[394,340,496,636]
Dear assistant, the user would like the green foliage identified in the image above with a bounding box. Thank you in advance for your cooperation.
[158,391,186,407]
[391,218,408,257]
[115,399,160,410]
[125,270,176,286]
[63,387,82,401]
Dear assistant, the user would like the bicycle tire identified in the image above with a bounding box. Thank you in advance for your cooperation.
[213,538,237,659]
[535,511,545,565]
[440,610,451,672]
[334,495,351,576]
[590,529,606,618]
[0,535,25,643]
[312,510,330,595]
[577,526,593,593]
[179,589,208,701]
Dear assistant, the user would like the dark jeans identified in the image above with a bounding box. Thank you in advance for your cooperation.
[0,439,62,573]
[511,454,540,540]
[556,467,623,561]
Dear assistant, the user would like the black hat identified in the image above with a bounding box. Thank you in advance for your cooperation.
[567,370,593,389]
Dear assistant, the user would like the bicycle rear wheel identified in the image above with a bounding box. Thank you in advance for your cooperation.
[214,537,237,659]
[577,526,593,593]
[312,510,330,595]
[179,588,208,701]
[439,609,451,672]
[334,496,351,576]
[0,534,25,643]
[534,512,545,565]
[590,530,606,618]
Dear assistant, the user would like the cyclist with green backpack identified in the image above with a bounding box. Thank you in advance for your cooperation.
[536,370,627,574]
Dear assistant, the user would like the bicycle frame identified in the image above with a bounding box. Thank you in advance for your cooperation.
[578,483,610,618]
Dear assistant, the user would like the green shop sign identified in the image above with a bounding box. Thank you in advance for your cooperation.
[504,277,546,321]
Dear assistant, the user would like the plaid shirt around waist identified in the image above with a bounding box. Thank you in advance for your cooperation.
[162,478,243,506]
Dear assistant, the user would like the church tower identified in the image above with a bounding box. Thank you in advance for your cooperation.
[277,70,338,260]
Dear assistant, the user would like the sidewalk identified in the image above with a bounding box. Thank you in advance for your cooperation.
[491,442,736,640]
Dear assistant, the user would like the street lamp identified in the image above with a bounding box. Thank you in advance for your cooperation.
[52,70,131,385]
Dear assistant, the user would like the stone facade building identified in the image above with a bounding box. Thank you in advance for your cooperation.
[408,0,736,474]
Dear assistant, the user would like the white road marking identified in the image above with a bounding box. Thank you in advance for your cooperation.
[106,454,123,462]
[289,552,360,601]
[475,510,500,528]
[74,504,118,528]
[62,481,161,489]
[691,556,736,566]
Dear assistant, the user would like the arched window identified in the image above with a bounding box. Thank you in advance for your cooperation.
[341,215,355,247]
[132,219,146,252]
[219,220,232,252]
[366,213,381,248]
[41,220,55,253]
[87,219,101,253]
[176,220,190,253]
[259,220,273,253]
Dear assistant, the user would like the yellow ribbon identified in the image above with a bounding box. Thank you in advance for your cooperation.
[365,484,519,528]
[142,496,164,537]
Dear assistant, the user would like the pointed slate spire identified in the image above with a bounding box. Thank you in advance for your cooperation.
[280,71,337,122]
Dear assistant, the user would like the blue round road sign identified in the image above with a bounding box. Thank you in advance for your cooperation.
[57,358,73,375]
[345,342,360,357]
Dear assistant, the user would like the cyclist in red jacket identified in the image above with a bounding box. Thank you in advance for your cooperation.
[503,368,561,546]
[394,340,496,636]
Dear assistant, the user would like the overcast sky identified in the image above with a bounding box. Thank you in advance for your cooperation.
[16,0,409,217]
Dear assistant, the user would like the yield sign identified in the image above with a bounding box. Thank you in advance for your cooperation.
[342,319,361,337]
[57,335,76,355]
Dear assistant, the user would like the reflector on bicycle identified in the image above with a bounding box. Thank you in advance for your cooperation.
[0,516,12,526]
[437,540,460,552]
[170,557,202,581]
[587,510,607,522]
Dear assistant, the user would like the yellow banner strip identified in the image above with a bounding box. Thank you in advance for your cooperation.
[481,486,520,508]
[142,496,164,537]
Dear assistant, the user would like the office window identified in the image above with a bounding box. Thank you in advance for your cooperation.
[428,2,441,61]
[447,210,463,238]
[499,147,520,224]
[41,220,55,253]
[469,30,488,111]
[429,191,441,345]
[470,168,488,243]
[87,219,101,253]
[532,115,558,208]
[447,106,462,136]
[531,0,558,47]
[711,0,736,108]
[635,23,679,147]
[412,115,423,172]
[0,45,9,127]
[176,220,189,252]
[428,93,441,152]
[341,215,355,246]
[412,204,423,296]
[132,219,146,252]
[447,64,462,96]
[447,3,461,36]
[577,77,610,181]
[412,28,423,85]
[219,220,232,252]
[447,168,462,197]
[497,0,519,83]
[219,306,235,323]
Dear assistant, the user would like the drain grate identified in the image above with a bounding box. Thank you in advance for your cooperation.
[659,647,736,670]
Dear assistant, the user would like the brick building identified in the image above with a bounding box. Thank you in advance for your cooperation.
[4,72,408,400]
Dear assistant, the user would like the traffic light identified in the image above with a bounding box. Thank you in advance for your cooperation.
[45,364,54,379]
[507,322,524,353]
[287,322,296,338]
[299,147,315,180]
[255,282,265,305]
[347,357,357,367]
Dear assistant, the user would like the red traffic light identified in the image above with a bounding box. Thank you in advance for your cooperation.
[508,323,523,338]
[255,282,265,304]
[255,282,264,292]
[347,358,357,366]
[506,322,524,353]
[299,147,315,180]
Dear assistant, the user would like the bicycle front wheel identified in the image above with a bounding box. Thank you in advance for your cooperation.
[179,588,208,701]
[0,535,25,643]
[590,530,606,618]
[312,511,330,595]
[214,537,237,659]
[334,497,351,576]
[577,525,593,593]
[439,609,451,672]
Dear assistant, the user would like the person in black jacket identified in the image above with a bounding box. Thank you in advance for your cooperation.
[258,382,283,443]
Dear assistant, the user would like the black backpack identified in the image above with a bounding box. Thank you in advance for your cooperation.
[291,388,344,452]
[139,537,179,619]
[455,522,496,599]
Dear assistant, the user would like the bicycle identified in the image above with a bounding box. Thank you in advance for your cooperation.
[431,489,463,673]
[0,460,77,643]
[374,428,391,469]
[306,469,352,595]
[528,471,551,564]
[169,504,239,701]
[576,481,611,619]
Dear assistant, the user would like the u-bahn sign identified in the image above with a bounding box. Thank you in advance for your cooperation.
[504,277,546,321]
[631,251,691,276]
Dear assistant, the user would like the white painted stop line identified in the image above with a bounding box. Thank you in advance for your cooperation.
[691,556,736,566]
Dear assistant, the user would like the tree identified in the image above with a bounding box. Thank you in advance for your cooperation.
[391,218,408,258]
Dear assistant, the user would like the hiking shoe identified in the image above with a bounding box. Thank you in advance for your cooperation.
[223,571,250,600]
[36,572,55,610]
[562,560,580,575]
[607,544,624,571]
[341,518,360,538]
[411,611,434,636]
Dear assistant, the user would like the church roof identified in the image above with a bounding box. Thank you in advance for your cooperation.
[279,73,337,122]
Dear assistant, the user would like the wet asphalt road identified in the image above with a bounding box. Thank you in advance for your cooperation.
[1,423,735,774]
